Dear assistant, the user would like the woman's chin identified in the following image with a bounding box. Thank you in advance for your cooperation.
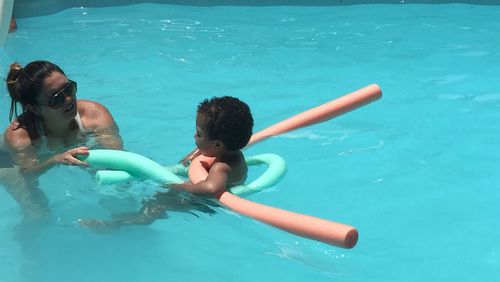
[63,103,78,119]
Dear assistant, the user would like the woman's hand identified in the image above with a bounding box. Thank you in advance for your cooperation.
[53,146,90,167]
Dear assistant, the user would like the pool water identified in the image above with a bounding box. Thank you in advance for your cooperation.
[1,2,499,282]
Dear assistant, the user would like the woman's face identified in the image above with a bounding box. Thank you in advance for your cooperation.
[37,71,78,120]
[194,113,218,157]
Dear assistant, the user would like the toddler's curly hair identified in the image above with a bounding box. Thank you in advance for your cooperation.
[197,96,253,151]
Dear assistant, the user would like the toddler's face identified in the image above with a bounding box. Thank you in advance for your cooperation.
[194,113,217,157]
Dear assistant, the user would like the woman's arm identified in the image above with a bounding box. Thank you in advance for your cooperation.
[4,127,89,177]
[79,100,123,150]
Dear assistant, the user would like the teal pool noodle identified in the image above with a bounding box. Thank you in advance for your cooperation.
[81,150,286,197]
[95,163,188,185]
[79,149,183,184]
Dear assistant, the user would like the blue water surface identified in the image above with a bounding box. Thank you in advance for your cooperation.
[1,2,499,282]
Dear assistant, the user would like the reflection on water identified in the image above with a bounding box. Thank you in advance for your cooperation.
[78,189,219,232]
[1,163,221,282]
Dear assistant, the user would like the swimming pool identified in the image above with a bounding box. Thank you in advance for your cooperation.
[1,1,499,282]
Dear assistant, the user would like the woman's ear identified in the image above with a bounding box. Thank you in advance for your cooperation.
[26,104,41,116]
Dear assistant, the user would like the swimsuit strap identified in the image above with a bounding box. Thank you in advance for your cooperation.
[32,113,85,151]
[74,112,85,132]
[35,119,48,147]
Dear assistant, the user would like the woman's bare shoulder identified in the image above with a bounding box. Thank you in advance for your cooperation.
[77,99,109,116]
[77,100,115,128]
[3,121,32,151]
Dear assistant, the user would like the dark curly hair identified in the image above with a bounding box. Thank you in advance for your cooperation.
[6,61,65,128]
[197,96,253,151]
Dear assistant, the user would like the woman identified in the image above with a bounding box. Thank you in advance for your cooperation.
[2,60,123,221]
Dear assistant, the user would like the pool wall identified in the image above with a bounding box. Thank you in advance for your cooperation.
[12,0,500,18]
[0,0,14,46]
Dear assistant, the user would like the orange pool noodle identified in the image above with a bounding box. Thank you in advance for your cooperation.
[248,84,382,146]
[189,154,359,248]
[217,192,359,248]
[189,84,382,248]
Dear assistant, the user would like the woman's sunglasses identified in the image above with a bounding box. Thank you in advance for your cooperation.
[43,80,78,109]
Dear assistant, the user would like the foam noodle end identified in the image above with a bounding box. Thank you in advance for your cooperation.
[343,228,359,249]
